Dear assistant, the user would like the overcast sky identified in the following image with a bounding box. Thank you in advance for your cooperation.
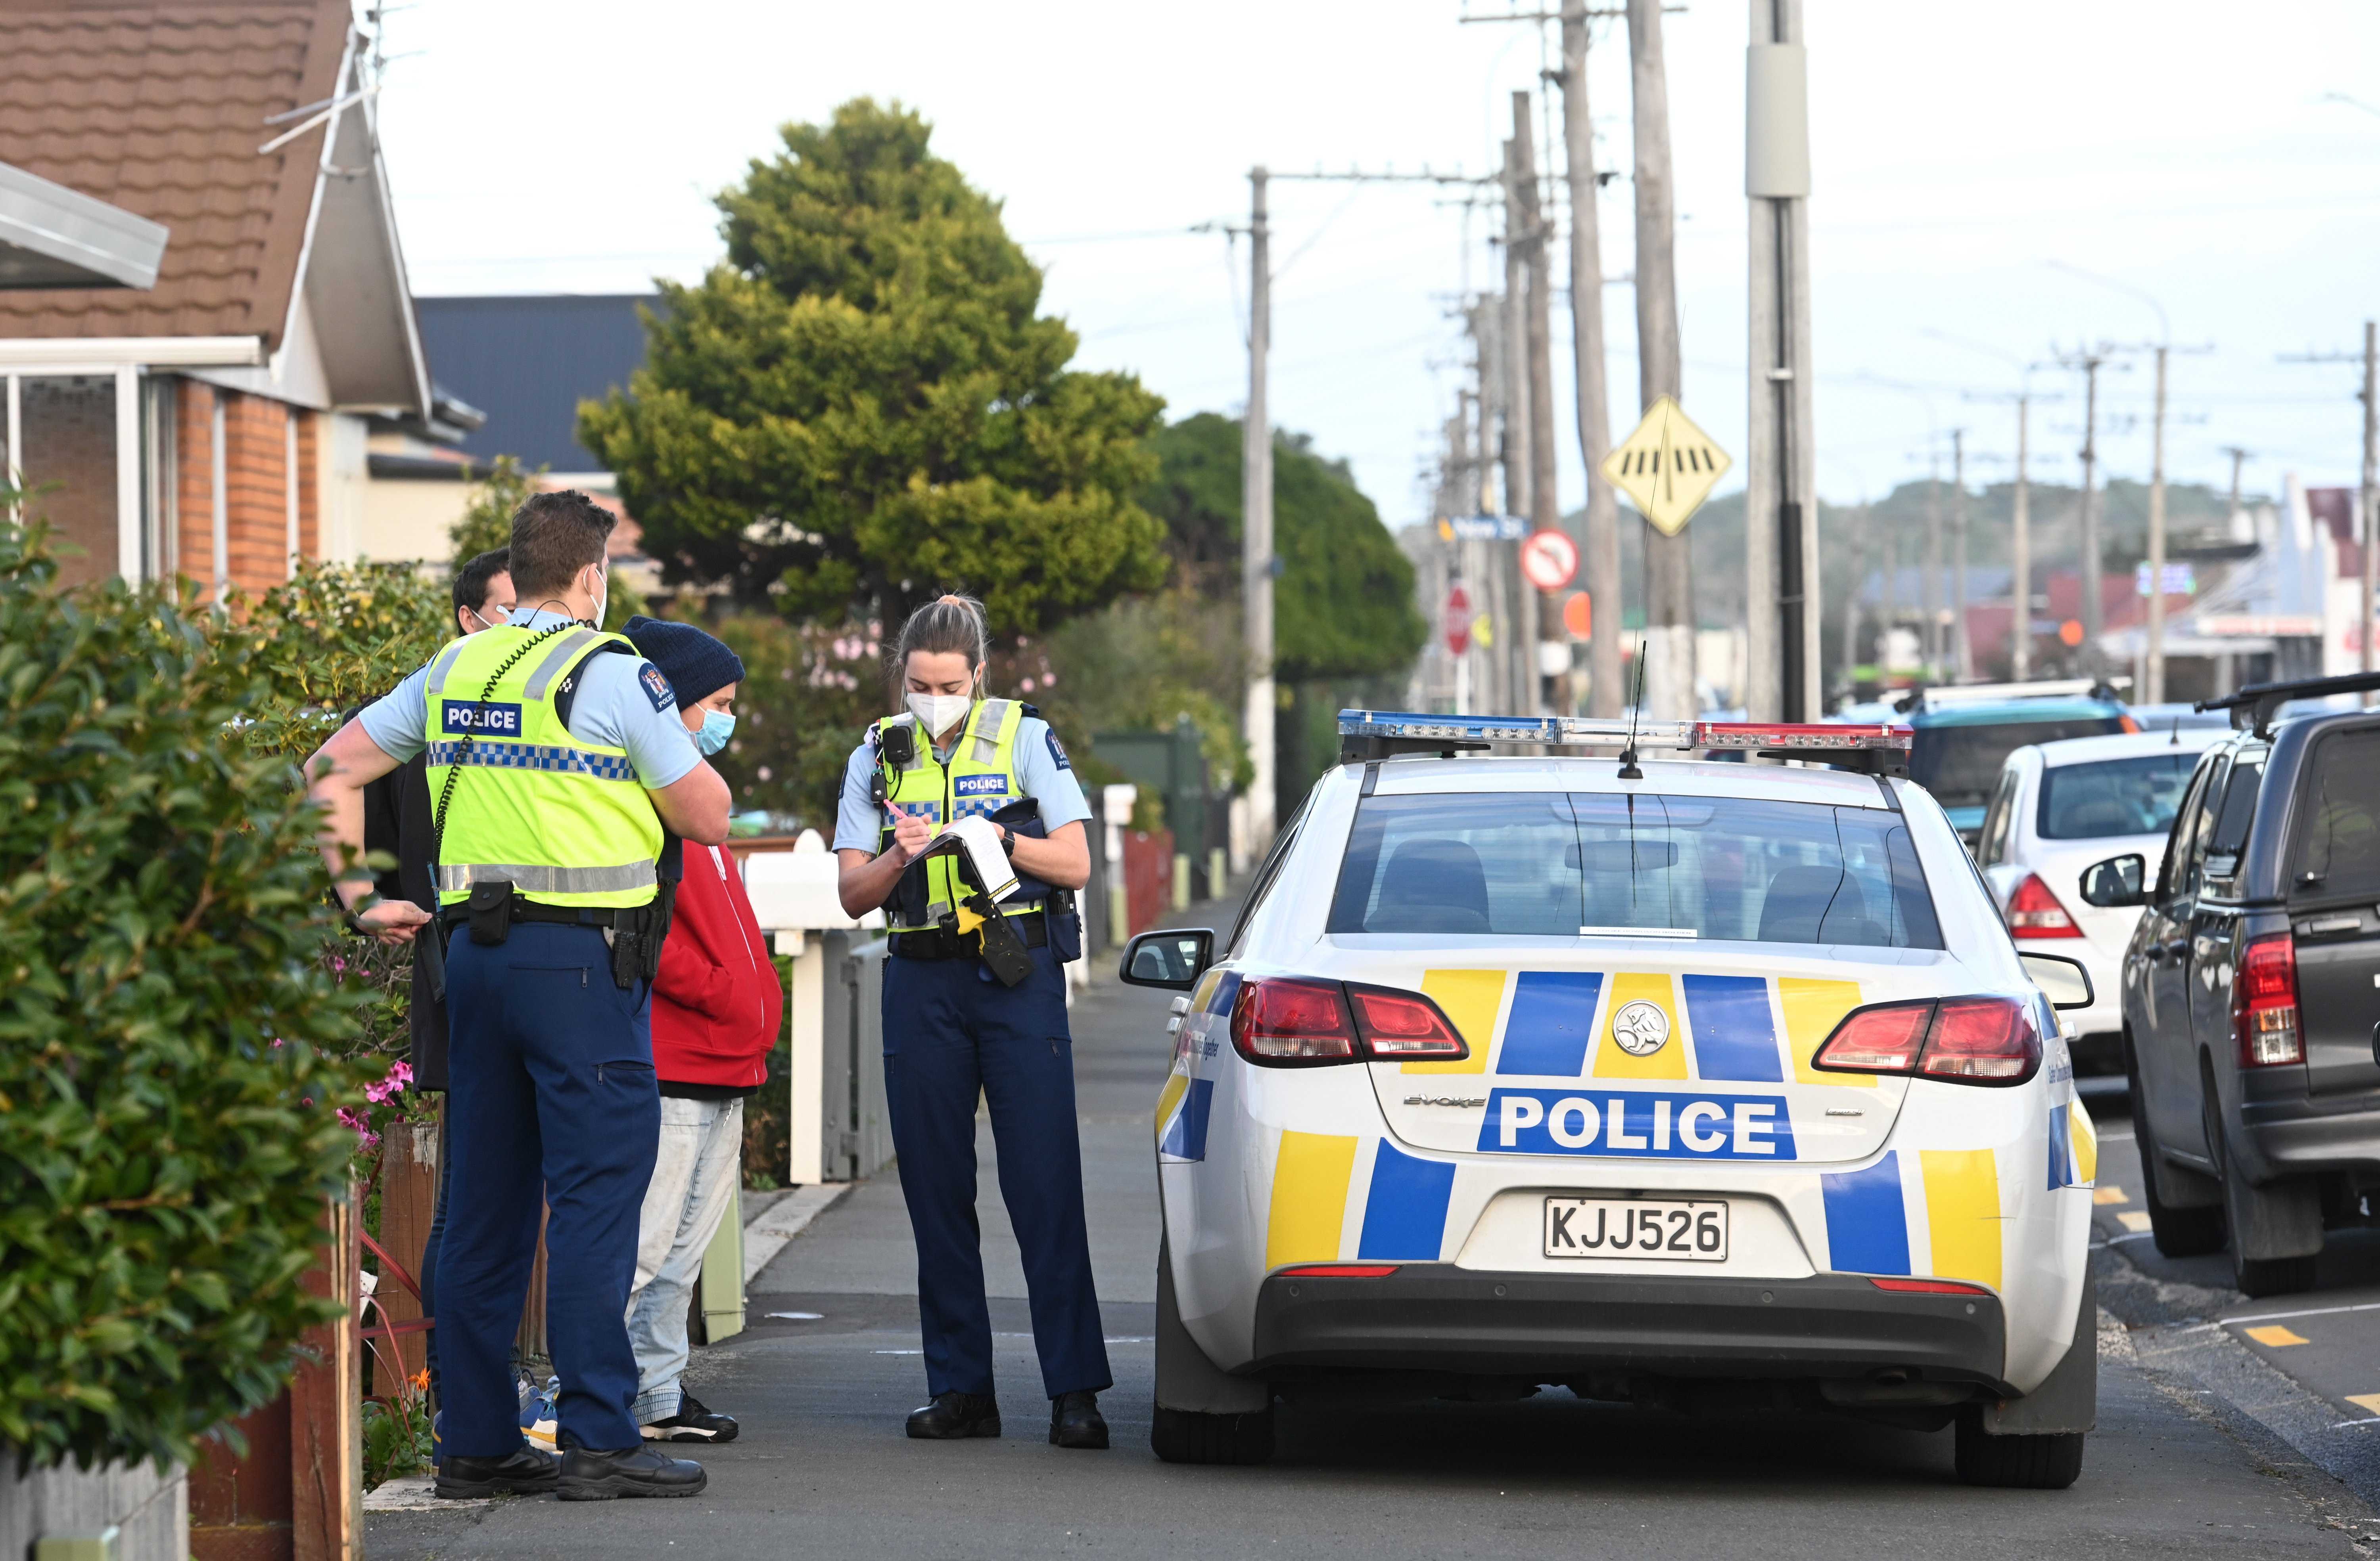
[377,0,2380,532]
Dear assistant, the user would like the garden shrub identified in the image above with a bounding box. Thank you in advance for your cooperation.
[0,525,380,1471]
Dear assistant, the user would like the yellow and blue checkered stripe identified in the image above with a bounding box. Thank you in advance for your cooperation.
[425,739,638,782]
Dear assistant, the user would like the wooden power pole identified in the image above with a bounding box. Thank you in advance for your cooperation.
[1513,92,1562,716]
[1628,0,1693,719]
[1559,0,1623,717]
[1241,167,1275,852]
[2012,395,2033,681]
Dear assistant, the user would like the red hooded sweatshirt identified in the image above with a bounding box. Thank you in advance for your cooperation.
[653,843,782,1090]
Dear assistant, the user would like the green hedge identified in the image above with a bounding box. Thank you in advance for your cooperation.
[0,525,393,1471]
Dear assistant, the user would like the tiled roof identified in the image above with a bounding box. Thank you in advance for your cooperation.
[0,0,352,346]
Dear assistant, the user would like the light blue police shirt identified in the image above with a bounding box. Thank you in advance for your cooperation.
[832,710,1092,854]
[356,608,700,789]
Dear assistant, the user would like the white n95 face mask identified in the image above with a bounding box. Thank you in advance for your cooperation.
[906,690,974,735]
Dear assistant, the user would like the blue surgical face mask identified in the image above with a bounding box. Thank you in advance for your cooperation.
[695,709,736,756]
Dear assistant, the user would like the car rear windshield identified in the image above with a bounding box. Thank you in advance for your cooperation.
[1912,718,2127,812]
[2293,730,2380,896]
[2037,751,2200,840]
[1327,791,1943,948]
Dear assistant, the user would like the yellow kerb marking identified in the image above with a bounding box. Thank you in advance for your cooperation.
[2070,1101,2098,1183]
[2092,1185,2128,1206]
[2116,1210,2153,1233]
[2244,1325,2309,1348]
[2347,1394,2380,1416]
[1265,1131,1359,1270]
[1920,1149,2003,1290]
[1403,969,1507,1074]
[1591,972,1689,1080]
[1778,977,1871,1087]
[1154,1072,1189,1141]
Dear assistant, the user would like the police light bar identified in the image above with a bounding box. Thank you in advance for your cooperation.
[1337,710,1910,766]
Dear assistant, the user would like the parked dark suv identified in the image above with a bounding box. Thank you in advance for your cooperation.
[2085,672,2380,1297]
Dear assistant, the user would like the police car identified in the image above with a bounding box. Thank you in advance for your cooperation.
[1122,711,2102,1488]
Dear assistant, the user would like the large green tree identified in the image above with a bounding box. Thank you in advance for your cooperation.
[580,98,1168,634]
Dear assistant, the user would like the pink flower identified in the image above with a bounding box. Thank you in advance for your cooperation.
[336,1105,380,1148]
[363,1059,412,1105]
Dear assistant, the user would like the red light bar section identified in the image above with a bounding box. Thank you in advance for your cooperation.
[1870,1277,1993,1297]
[1276,1264,1400,1278]
[1695,722,1911,752]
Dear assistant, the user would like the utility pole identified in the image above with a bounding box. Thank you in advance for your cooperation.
[2221,445,2252,538]
[2280,326,2380,698]
[1923,456,1942,676]
[1500,137,1540,711]
[1628,0,1693,719]
[1513,94,1562,715]
[1951,429,1971,681]
[2012,395,2033,680]
[2144,345,2168,704]
[1242,166,1275,853]
[1558,0,1624,718]
[2064,346,2110,677]
[1744,0,1816,720]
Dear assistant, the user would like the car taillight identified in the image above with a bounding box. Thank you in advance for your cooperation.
[1871,1276,1993,1296]
[1231,977,1358,1064]
[1277,1264,1400,1278]
[1345,983,1469,1060]
[2233,933,2302,1067]
[1813,996,2041,1087]
[1229,978,1471,1067]
[2004,873,2082,937]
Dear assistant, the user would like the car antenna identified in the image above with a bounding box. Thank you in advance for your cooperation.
[2170,715,2180,748]
[1618,639,1648,780]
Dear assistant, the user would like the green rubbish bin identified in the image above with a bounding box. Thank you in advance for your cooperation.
[1091,716,1215,896]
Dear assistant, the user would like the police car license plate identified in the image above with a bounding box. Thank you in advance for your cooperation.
[1543,1197,1727,1260]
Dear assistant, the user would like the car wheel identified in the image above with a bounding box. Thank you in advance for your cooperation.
[2232,1254,2320,1299]
[1150,1404,1276,1465]
[1151,1235,1274,1466]
[1953,1408,2085,1489]
[2202,1064,2322,1298]
[2129,1052,2224,1257]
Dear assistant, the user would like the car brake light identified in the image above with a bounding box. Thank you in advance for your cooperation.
[1231,977,1358,1064]
[1920,997,2041,1082]
[2233,933,2302,1067]
[1813,996,2041,1086]
[1277,1264,1400,1278]
[2004,873,2083,937]
[1871,1276,1992,1296]
[1811,1000,1933,1072]
[1345,983,1469,1060]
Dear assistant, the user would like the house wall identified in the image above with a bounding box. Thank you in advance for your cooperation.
[169,377,327,603]
[360,471,466,564]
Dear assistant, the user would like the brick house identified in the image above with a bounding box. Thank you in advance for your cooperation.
[0,0,461,597]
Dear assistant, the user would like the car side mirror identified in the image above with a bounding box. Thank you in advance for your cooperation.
[1120,928,1214,991]
[2019,951,2096,1011]
[2078,853,2146,908]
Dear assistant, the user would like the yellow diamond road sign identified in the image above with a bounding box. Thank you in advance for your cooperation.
[1601,396,1732,536]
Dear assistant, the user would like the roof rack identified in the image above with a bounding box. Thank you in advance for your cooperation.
[1336,711,1912,775]
[2196,669,2380,736]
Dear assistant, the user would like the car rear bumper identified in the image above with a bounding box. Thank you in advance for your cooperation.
[2242,1095,2380,1177]
[1249,1266,2010,1389]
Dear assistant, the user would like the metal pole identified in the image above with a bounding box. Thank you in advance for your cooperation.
[1924,458,1942,676]
[2363,321,2377,701]
[1515,91,1561,716]
[1560,0,1623,718]
[1628,0,1693,719]
[1952,429,1971,681]
[1242,167,1275,850]
[2012,395,2032,681]
[1745,0,1812,721]
[2079,354,2104,673]
[2146,345,2168,704]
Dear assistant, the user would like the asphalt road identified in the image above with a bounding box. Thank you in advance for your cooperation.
[369,898,2380,1559]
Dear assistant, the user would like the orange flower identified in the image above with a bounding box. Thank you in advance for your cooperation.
[410,1369,430,1392]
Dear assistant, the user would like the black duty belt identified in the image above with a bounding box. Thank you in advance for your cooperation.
[891,910,1048,961]
[441,900,624,930]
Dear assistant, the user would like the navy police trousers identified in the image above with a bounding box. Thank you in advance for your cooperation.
[883,940,1111,1401]
[439,922,659,1455]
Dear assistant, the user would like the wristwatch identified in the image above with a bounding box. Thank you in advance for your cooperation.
[999,827,1017,859]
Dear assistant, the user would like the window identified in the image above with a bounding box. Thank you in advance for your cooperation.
[2155,759,2215,904]
[2291,730,2380,898]
[1910,718,2127,813]
[2036,750,2202,841]
[1327,791,1943,949]
[2201,753,2264,892]
[1226,790,1313,955]
[1977,768,2021,864]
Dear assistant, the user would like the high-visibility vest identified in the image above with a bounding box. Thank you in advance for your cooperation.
[874,697,1048,933]
[422,622,665,909]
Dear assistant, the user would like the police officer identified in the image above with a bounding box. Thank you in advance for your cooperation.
[306,491,732,1500]
[833,594,1110,1450]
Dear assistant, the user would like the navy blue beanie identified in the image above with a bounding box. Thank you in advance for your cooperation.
[623,615,745,710]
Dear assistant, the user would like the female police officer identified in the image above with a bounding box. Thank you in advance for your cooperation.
[834,594,1110,1450]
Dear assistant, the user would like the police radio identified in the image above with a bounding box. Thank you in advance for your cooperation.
[871,721,917,805]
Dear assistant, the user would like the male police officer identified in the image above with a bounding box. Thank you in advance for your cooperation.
[306,492,731,1500]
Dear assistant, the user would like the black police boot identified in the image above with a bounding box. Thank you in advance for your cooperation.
[554,1444,708,1501]
[641,1390,739,1444]
[1048,1391,1109,1450]
[905,1391,1001,1439]
[434,1444,559,1499]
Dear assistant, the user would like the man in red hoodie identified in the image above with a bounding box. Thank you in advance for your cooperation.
[621,617,782,1443]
